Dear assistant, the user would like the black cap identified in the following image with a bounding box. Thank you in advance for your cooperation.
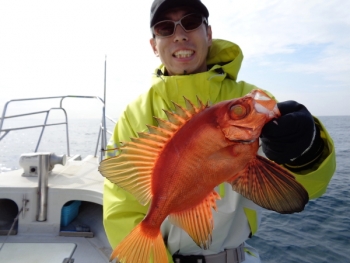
[150,0,209,27]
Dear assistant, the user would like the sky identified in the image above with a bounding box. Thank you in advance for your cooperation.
[0,0,349,120]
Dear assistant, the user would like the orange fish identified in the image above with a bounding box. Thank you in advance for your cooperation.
[99,89,309,263]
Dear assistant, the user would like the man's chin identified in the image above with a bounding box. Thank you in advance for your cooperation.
[167,68,191,76]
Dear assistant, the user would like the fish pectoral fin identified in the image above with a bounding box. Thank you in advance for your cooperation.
[169,191,220,249]
[228,155,309,214]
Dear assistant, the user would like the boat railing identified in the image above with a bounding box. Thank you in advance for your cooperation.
[0,95,114,161]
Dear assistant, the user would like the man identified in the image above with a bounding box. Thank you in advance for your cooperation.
[103,0,336,262]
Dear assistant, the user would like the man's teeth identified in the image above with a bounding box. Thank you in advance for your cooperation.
[174,50,194,58]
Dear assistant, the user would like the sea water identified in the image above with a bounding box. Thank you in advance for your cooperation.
[1,116,349,263]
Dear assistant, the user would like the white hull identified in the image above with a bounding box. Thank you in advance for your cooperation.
[0,155,111,262]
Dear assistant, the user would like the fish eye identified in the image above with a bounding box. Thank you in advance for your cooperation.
[230,104,248,120]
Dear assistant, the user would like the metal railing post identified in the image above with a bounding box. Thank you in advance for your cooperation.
[37,154,50,221]
[1,95,111,159]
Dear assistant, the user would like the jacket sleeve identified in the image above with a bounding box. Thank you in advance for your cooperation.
[102,107,175,263]
[286,117,336,199]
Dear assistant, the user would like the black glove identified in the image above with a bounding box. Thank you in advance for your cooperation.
[260,101,324,169]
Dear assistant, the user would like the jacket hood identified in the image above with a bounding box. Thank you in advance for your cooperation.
[206,39,243,81]
[154,39,244,81]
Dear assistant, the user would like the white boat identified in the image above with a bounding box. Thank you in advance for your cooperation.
[0,95,115,263]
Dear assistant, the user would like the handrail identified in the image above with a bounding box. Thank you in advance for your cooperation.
[0,95,112,161]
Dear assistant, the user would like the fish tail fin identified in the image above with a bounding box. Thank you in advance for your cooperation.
[110,223,168,263]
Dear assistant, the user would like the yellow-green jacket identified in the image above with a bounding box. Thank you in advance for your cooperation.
[103,39,336,262]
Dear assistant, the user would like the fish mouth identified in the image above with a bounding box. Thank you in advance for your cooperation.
[231,124,254,130]
[231,139,256,144]
[224,125,258,143]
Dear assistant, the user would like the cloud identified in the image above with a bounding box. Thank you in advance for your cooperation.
[204,0,350,116]
[209,0,350,78]
[0,0,349,117]
[207,0,350,57]
[286,44,350,84]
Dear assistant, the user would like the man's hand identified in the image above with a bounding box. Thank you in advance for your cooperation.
[260,101,323,168]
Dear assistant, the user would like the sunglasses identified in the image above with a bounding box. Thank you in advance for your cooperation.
[152,13,207,38]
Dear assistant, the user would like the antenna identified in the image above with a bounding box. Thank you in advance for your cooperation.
[100,55,108,160]
[104,55,107,105]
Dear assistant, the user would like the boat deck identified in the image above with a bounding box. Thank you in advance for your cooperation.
[0,155,112,263]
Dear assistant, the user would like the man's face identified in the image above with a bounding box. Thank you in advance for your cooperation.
[150,8,212,76]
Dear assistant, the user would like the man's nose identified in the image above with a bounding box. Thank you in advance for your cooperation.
[173,24,188,42]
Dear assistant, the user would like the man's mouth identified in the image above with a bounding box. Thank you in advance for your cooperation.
[173,50,194,58]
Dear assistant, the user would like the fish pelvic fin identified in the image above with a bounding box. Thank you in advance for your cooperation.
[110,223,167,263]
[99,97,208,206]
[169,191,220,249]
[228,155,309,214]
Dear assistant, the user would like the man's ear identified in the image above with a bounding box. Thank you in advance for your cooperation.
[207,25,213,46]
[150,38,159,57]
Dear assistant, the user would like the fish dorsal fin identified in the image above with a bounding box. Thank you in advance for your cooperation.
[154,116,178,131]
[99,96,208,206]
[163,109,187,126]
[172,101,192,119]
[227,155,309,214]
[183,96,207,114]
[168,191,220,249]
[145,125,172,138]
[196,95,207,111]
